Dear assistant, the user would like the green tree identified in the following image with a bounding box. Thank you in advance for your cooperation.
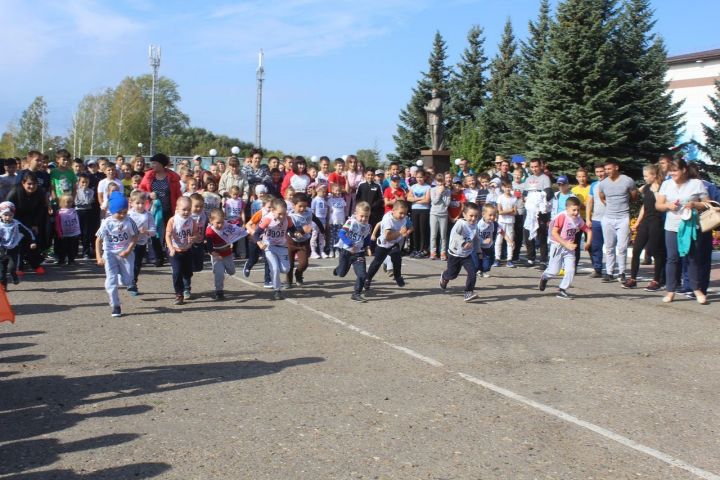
[16,96,49,153]
[156,127,253,157]
[356,145,381,170]
[392,31,452,160]
[516,0,552,154]
[450,119,488,173]
[0,122,19,158]
[69,90,113,157]
[482,19,523,160]
[703,80,720,161]
[529,0,628,174]
[613,0,682,164]
[447,26,488,140]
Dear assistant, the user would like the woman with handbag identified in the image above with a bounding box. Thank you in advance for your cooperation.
[655,158,710,304]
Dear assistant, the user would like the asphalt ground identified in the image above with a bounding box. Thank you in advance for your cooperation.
[1,254,719,480]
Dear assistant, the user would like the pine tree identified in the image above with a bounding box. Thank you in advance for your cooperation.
[517,0,552,154]
[529,0,628,174]
[703,80,720,161]
[447,26,488,140]
[392,32,452,160]
[613,0,683,165]
[483,19,523,161]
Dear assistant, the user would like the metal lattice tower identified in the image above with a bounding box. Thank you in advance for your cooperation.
[148,45,161,156]
[255,49,265,149]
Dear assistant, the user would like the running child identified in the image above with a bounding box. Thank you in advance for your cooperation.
[538,196,592,299]
[475,204,511,278]
[205,208,248,300]
[253,198,298,300]
[95,192,139,317]
[224,186,246,258]
[333,202,372,302]
[54,194,81,264]
[287,192,325,287]
[364,200,411,291]
[439,202,481,302]
[243,194,273,283]
[0,201,37,289]
[166,196,198,305]
[127,190,156,295]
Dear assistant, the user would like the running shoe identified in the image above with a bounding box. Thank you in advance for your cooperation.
[395,277,406,287]
[464,291,478,302]
[295,272,304,286]
[439,275,448,290]
[492,261,501,268]
[183,290,191,301]
[644,280,661,292]
[111,306,122,317]
[363,279,372,291]
[482,272,491,278]
[538,276,548,291]
[351,293,366,303]
[321,252,330,259]
[127,285,139,296]
[527,259,535,267]
[617,273,626,284]
[430,253,438,260]
[310,253,321,259]
[242,263,251,278]
[589,270,602,278]
[556,289,572,300]
[272,290,283,300]
[506,261,516,268]
[602,274,613,283]
[621,278,637,289]
[440,253,447,261]
[174,295,184,305]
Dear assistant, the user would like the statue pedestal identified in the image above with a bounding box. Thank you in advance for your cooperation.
[419,150,451,173]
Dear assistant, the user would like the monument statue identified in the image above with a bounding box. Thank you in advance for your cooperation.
[424,89,444,151]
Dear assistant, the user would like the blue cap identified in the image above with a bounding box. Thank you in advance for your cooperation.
[108,191,128,214]
[557,175,569,184]
[511,154,526,164]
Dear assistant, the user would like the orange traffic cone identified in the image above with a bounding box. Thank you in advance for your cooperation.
[0,285,15,324]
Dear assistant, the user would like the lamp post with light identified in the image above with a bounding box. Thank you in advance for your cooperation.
[138,143,143,155]
[209,149,218,165]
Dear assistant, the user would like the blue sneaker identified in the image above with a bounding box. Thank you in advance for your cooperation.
[492,261,501,268]
[506,261,515,268]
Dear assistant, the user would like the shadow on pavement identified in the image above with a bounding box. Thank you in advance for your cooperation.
[0,356,324,476]
[0,331,46,339]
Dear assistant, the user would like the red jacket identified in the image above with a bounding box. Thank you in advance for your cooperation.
[139,168,182,214]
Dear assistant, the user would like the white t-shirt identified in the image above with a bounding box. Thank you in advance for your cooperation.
[127,210,156,246]
[327,196,347,225]
[496,195,518,224]
[463,188,479,204]
[658,179,708,232]
[377,211,406,248]
[311,196,328,224]
[97,178,123,200]
[96,216,138,254]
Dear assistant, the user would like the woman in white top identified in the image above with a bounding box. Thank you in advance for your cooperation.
[655,158,709,304]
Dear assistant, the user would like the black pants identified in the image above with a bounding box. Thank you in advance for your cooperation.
[697,230,713,294]
[442,254,477,292]
[411,209,429,252]
[133,244,147,286]
[191,243,205,272]
[151,236,166,265]
[335,250,367,294]
[523,213,549,263]
[512,214,524,261]
[629,218,665,282]
[56,236,79,263]
[77,209,96,256]
[573,231,585,268]
[366,245,402,282]
[1,247,20,285]
[170,250,193,295]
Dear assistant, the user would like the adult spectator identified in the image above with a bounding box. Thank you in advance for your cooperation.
[242,148,270,191]
[382,162,408,190]
[7,171,49,274]
[455,158,475,180]
[215,160,226,177]
[85,159,104,190]
[280,156,311,197]
[655,158,709,304]
[0,158,18,200]
[697,174,720,296]
[139,153,182,267]
[522,158,553,266]
[585,163,607,278]
[132,155,146,176]
[657,153,672,180]
[488,155,505,177]
[597,159,638,283]
[218,156,250,199]
[492,159,512,184]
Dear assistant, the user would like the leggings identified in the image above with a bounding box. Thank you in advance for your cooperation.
[629,218,665,282]
[442,254,477,292]
[335,250,367,294]
[429,214,448,255]
[265,244,290,291]
[411,209,430,252]
[287,240,310,283]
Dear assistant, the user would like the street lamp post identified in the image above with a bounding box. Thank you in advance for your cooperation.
[231,146,240,157]
[138,143,143,155]
[209,148,218,165]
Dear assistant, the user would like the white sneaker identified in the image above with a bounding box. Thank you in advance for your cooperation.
[310,253,321,259]
[321,252,329,259]
[482,272,491,278]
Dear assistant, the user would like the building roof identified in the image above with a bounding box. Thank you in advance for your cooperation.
[667,49,720,65]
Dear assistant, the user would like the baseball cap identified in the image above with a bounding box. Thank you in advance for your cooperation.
[375,169,385,175]
[453,177,463,185]
[557,175,569,184]
[390,174,401,181]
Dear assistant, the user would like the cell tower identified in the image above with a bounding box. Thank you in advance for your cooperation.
[255,49,265,149]
[148,44,161,156]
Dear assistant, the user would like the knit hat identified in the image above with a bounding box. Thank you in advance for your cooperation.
[108,192,128,214]
[0,201,15,216]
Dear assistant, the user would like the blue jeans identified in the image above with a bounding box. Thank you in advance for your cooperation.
[472,247,495,273]
[665,231,702,293]
[590,220,604,272]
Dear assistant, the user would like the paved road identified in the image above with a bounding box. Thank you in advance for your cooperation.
[1,256,718,480]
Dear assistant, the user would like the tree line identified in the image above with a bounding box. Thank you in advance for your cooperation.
[390,0,709,177]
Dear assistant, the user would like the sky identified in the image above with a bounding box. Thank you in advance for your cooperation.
[1,0,719,160]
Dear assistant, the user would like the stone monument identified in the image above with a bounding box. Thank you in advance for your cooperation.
[420,89,451,172]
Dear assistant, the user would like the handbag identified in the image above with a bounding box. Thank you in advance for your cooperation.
[699,201,720,232]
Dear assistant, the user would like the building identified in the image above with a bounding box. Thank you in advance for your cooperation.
[666,49,720,156]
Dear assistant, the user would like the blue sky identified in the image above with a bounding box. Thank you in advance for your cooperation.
[1,0,718,159]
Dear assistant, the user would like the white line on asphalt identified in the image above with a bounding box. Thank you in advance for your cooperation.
[225,272,720,480]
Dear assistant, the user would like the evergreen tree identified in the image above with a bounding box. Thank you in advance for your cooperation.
[613,0,683,164]
[517,0,552,153]
[450,119,487,173]
[447,26,488,140]
[483,19,523,160]
[703,80,720,161]
[529,0,628,174]
[392,31,452,160]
